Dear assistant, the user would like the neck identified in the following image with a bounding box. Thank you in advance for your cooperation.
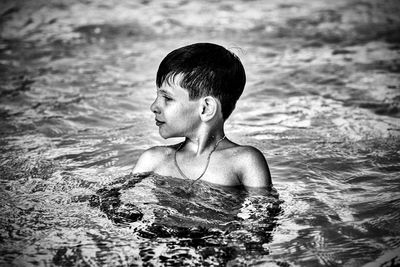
[183,125,225,156]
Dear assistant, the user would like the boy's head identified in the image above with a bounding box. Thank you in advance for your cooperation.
[156,43,246,120]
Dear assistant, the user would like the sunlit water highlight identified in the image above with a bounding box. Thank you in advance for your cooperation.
[1,0,400,266]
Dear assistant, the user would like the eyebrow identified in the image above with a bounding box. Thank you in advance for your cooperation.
[157,89,173,96]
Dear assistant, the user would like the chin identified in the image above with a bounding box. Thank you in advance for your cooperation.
[158,129,172,139]
[159,129,181,139]
[159,134,170,139]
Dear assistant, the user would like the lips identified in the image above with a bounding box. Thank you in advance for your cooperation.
[155,119,165,126]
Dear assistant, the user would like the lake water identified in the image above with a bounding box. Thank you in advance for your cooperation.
[1,0,400,266]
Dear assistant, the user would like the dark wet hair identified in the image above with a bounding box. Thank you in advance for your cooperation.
[156,43,246,120]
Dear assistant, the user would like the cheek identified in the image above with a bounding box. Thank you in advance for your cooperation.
[182,106,200,126]
[170,103,194,116]
[165,101,199,124]
[183,109,197,121]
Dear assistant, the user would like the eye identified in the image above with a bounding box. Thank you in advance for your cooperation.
[162,95,173,101]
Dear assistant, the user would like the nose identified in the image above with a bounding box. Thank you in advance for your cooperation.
[150,98,160,114]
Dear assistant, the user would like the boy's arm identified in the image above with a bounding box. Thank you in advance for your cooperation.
[238,146,272,188]
[132,147,162,174]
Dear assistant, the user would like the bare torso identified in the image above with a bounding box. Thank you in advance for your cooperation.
[152,144,243,187]
[133,140,272,188]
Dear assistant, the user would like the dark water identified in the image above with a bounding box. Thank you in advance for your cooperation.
[1,0,400,266]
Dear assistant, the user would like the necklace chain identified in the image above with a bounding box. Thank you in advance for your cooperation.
[174,135,226,184]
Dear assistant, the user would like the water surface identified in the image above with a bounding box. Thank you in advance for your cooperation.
[1,0,400,266]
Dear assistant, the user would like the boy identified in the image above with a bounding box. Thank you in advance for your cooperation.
[133,43,272,188]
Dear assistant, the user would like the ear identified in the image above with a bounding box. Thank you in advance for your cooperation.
[199,96,218,122]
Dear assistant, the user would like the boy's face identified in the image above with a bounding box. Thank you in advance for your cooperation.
[150,77,201,139]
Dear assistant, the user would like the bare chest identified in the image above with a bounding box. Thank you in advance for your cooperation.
[153,152,242,187]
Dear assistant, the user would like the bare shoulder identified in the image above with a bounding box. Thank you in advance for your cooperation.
[132,145,175,174]
[230,145,272,188]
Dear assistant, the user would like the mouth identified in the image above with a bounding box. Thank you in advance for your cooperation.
[155,119,165,126]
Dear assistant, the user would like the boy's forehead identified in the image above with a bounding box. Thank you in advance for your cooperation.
[157,74,186,94]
